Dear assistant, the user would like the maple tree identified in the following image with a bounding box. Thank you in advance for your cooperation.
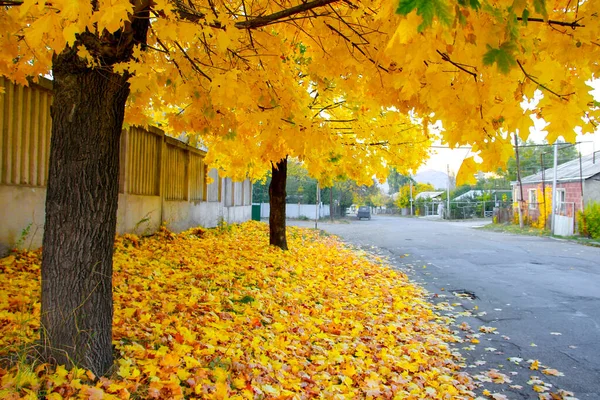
[1,0,599,374]
[395,182,436,209]
[388,168,415,194]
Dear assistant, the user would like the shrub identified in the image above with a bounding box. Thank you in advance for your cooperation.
[577,202,600,239]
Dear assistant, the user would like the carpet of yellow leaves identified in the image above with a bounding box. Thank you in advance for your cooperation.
[1,222,475,399]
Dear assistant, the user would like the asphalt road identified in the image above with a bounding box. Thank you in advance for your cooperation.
[290,215,600,399]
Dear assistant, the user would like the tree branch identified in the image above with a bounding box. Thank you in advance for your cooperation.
[2,0,345,33]
[517,16,584,28]
[174,41,212,82]
[436,50,477,82]
[516,60,574,99]
[234,0,342,29]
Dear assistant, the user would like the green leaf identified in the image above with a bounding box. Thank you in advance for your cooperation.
[224,130,237,140]
[521,8,530,25]
[418,0,454,31]
[457,0,480,9]
[396,0,419,15]
[533,0,548,20]
[469,0,481,10]
[506,13,519,41]
[232,295,255,304]
[482,2,503,21]
[482,42,517,74]
[396,0,453,32]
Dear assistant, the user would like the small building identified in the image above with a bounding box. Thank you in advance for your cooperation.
[415,191,444,216]
[453,189,512,203]
[415,191,444,201]
[512,152,600,234]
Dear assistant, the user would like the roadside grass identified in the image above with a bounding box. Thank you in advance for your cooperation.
[0,221,475,399]
[560,235,600,247]
[478,223,600,247]
[478,223,551,237]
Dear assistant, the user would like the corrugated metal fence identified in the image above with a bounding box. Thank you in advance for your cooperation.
[1,77,250,206]
[124,126,161,196]
[0,77,52,187]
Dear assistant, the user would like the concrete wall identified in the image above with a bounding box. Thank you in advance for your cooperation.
[163,200,251,232]
[116,194,162,236]
[584,174,600,207]
[258,203,330,219]
[1,185,251,254]
[0,185,46,254]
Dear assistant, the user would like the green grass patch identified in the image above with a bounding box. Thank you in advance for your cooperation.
[478,223,551,237]
[479,223,600,247]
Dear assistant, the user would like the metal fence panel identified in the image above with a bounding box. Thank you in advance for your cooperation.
[0,77,52,186]
[164,143,188,201]
[125,126,161,196]
[206,168,220,202]
[189,153,205,201]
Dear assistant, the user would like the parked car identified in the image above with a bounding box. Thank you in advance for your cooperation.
[357,206,371,220]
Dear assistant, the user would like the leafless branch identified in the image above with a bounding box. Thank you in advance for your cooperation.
[516,60,574,99]
[174,41,212,81]
[436,50,477,82]
[235,0,342,29]
[517,16,584,28]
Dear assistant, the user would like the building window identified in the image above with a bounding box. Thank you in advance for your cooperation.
[555,189,566,204]
[555,188,566,213]
[528,189,537,209]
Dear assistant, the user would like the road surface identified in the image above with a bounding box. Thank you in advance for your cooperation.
[290,215,600,399]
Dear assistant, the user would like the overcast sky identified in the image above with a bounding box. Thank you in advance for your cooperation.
[420,85,600,175]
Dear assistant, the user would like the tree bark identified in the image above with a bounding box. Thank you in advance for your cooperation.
[269,158,288,250]
[41,49,130,376]
[330,187,334,222]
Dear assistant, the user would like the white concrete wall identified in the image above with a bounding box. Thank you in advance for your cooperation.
[0,185,46,253]
[163,201,250,231]
[259,203,330,219]
[224,204,252,223]
[584,176,600,207]
[116,194,162,236]
[1,181,251,254]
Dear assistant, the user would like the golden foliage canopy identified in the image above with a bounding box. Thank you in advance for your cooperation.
[1,0,598,181]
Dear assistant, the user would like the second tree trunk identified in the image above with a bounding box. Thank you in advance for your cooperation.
[269,158,288,250]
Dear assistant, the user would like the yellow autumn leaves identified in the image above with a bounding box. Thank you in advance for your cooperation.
[1,222,475,399]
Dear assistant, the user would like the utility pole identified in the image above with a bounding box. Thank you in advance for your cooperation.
[446,164,451,220]
[409,179,413,216]
[330,186,334,222]
[550,143,558,234]
[541,153,546,227]
[315,182,320,229]
[514,133,524,229]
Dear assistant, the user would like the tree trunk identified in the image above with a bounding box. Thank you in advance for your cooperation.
[40,50,130,376]
[269,158,288,250]
[330,187,334,222]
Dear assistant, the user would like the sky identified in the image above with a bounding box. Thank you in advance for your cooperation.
[420,131,600,175]
[420,85,600,175]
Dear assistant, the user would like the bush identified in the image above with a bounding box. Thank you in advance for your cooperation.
[577,202,600,239]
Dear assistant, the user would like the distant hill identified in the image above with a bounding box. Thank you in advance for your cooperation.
[414,169,449,190]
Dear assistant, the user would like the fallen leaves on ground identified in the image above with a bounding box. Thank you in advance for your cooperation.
[419,276,577,400]
[1,221,475,399]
